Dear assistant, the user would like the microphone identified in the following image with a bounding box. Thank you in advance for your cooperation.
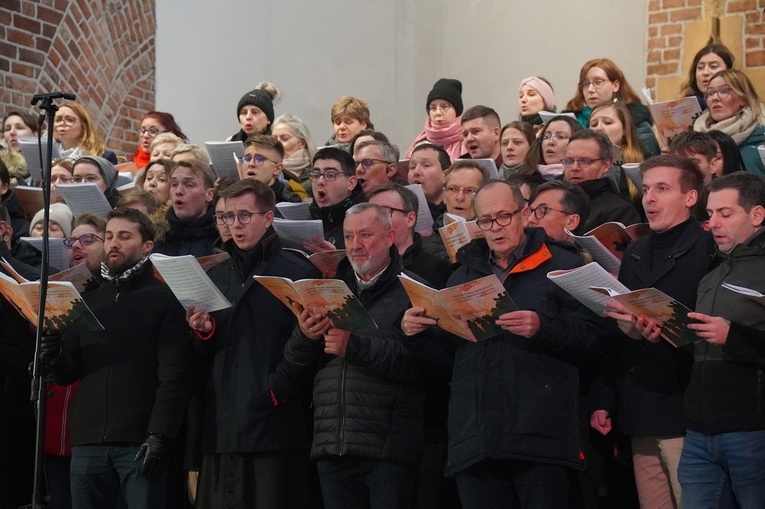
[31,92,76,105]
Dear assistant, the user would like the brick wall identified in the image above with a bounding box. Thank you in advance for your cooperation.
[647,0,765,101]
[0,0,155,161]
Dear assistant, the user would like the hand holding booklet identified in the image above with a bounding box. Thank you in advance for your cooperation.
[253,275,376,330]
[548,261,696,348]
[398,273,517,342]
[149,254,232,313]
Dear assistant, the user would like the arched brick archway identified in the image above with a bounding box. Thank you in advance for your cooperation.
[1,0,155,160]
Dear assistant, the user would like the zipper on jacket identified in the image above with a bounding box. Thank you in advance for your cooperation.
[339,359,347,455]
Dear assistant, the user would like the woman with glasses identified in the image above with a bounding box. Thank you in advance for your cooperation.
[565,58,660,158]
[405,78,465,163]
[71,155,121,207]
[53,102,118,164]
[132,111,187,170]
[680,44,735,111]
[2,110,38,183]
[692,69,765,176]
[519,115,582,181]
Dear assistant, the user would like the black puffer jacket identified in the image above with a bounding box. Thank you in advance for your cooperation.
[579,178,642,231]
[285,248,425,466]
[199,229,320,454]
[446,228,603,474]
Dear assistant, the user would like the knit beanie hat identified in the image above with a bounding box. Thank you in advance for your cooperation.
[426,78,463,117]
[236,89,276,124]
[519,77,556,111]
[31,202,74,237]
[74,155,119,195]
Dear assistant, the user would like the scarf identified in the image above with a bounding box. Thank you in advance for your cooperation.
[537,163,564,180]
[423,116,463,148]
[101,255,149,282]
[694,107,759,146]
[282,148,311,174]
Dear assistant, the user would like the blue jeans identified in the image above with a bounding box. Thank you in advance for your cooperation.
[317,457,415,509]
[679,429,765,509]
[70,444,166,509]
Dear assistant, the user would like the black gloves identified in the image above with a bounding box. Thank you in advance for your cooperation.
[134,433,171,478]
[39,331,63,364]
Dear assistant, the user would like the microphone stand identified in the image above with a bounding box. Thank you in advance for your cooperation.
[23,91,75,509]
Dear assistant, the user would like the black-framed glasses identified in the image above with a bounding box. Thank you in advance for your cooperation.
[382,205,411,216]
[476,209,522,231]
[529,204,570,219]
[220,211,267,225]
[71,175,102,184]
[356,158,391,169]
[240,154,279,166]
[309,169,346,182]
[214,214,228,225]
[580,78,610,90]
[138,127,166,136]
[561,157,603,168]
[63,233,104,249]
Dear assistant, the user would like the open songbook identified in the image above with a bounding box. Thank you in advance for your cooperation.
[149,254,232,312]
[398,273,517,342]
[548,262,696,348]
[272,218,324,250]
[566,222,650,274]
[205,141,244,180]
[439,213,483,263]
[0,260,103,333]
[253,275,376,330]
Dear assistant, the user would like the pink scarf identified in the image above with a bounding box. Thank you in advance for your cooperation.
[405,116,465,162]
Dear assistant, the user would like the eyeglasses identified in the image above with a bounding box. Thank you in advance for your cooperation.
[220,211,267,225]
[71,175,102,184]
[580,78,610,90]
[240,154,278,166]
[382,205,411,216]
[356,158,391,169]
[540,134,570,142]
[476,209,522,231]
[54,116,78,126]
[138,127,166,137]
[704,86,734,101]
[443,185,479,196]
[428,103,454,113]
[63,233,104,249]
[529,204,570,219]
[51,175,72,184]
[309,169,346,182]
[561,157,603,168]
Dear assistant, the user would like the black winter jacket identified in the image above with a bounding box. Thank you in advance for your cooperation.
[52,264,194,444]
[308,185,366,249]
[285,248,425,466]
[579,178,642,232]
[199,229,320,454]
[445,228,604,473]
[154,207,218,258]
[590,219,717,436]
